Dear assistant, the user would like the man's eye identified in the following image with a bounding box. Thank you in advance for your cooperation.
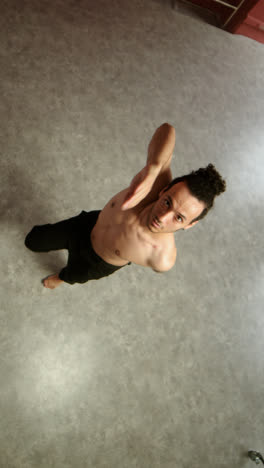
[176,215,183,223]
[164,199,170,207]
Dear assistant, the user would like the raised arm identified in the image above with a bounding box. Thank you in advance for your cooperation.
[147,122,176,169]
[122,123,176,210]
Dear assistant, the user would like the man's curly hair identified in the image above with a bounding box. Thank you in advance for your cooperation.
[164,164,226,223]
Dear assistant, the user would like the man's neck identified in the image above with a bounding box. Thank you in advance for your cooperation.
[137,201,154,229]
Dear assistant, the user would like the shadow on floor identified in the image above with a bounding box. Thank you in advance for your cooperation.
[1,160,67,274]
[151,0,219,27]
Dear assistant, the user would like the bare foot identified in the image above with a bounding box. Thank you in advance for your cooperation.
[43,274,64,289]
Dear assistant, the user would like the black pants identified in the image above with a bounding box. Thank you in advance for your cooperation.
[25,210,127,285]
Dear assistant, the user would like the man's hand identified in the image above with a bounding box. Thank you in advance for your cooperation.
[121,164,161,211]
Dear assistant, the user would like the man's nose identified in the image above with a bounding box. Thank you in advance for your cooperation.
[160,210,174,223]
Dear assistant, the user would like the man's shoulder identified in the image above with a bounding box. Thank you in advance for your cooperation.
[151,240,177,272]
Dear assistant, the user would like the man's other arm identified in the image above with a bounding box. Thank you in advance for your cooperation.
[147,122,175,171]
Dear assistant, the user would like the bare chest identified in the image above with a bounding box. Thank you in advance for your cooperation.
[90,189,168,267]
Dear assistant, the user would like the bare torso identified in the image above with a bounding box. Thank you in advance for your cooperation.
[90,188,176,269]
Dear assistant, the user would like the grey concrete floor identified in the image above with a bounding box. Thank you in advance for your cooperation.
[1,1,264,467]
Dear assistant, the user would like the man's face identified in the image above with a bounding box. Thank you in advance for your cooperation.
[148,181,206,234]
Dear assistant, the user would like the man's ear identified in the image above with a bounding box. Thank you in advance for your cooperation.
[184,220,199,230]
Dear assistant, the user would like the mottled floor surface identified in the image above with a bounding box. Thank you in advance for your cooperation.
[1,1,264,467]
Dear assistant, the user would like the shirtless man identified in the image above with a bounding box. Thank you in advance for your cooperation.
[25,123,226,289]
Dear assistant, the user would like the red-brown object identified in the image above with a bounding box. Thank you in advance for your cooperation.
[232,0,264,44]
[172,0,264,44]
